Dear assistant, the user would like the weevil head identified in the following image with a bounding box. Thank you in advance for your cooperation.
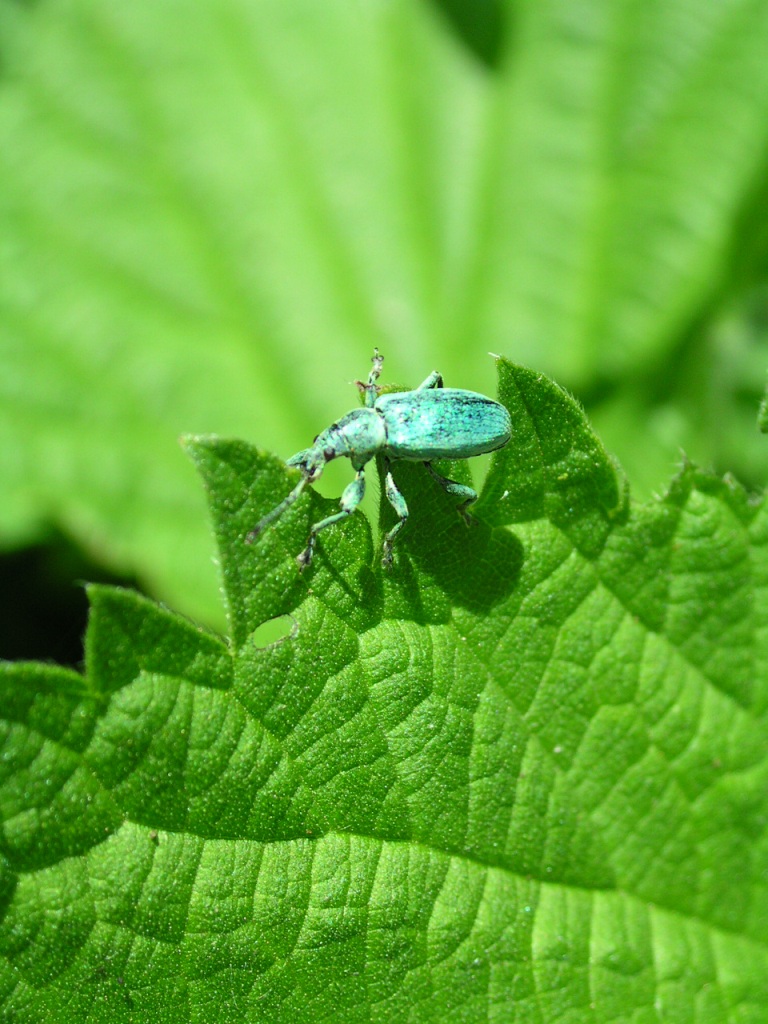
[288,408,386,479]
[317,408,386,470]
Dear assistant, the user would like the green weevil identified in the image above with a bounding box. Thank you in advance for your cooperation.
[246,349,511,569]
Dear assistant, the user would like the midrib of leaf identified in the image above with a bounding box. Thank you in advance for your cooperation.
[216,7,392,360]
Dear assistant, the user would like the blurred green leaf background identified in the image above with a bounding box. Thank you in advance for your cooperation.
[2,0,768,645]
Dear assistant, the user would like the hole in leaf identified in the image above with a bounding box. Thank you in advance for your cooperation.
[251,614,295,648]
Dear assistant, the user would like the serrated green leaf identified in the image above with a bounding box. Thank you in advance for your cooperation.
[2,359,768,1022]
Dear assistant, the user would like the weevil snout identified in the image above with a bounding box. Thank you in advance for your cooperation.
[286,446,327,482]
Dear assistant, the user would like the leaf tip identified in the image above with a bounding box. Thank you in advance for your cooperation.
[179,432,216,453]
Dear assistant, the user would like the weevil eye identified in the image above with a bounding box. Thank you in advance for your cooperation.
[324,447,335,460]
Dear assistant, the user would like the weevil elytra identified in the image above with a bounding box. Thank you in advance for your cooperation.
[246,350,511,570]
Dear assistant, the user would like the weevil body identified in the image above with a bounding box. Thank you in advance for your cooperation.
[246,350,511,569]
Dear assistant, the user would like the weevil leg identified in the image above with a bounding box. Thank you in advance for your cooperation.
[416,370,444,390]
[246,475,308,543]
[424,462,477,524]
[297,470,366,570]
[382,460,409,568]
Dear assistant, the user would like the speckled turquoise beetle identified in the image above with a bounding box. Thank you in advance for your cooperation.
[247,350,511,569]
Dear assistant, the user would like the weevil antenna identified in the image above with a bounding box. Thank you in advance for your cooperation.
[246,474,308,543]
[369,347,384,385]
[356,348,384,408]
